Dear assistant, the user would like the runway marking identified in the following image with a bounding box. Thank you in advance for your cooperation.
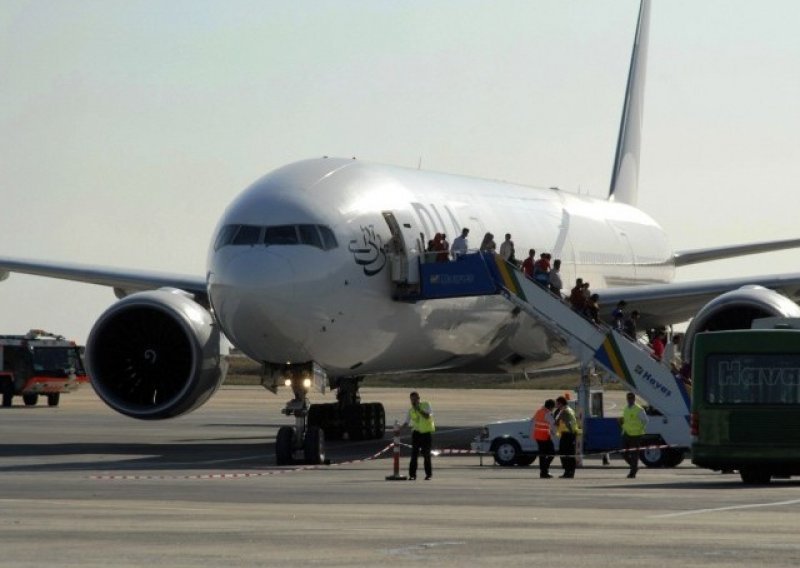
[650,498,800,518]
[0,498,215,512]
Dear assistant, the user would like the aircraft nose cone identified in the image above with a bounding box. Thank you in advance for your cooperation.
[208,248,309,360]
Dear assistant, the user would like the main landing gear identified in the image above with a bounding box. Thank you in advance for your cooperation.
[270,367,386,466]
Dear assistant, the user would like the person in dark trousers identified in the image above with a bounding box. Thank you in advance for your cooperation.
[532,399,557,478]
[398,391,435,480]
[555,395,578,478]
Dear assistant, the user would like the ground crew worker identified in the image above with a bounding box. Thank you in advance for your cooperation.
[555,396,578,478]
[532,399,557,478]
[620,392,648,478]
[398,391,435,480]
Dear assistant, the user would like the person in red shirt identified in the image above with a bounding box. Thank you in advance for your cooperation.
[521,249,536,279]
[651,329,666,361]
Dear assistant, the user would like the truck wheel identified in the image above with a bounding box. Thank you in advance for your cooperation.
[22,393,39,406]
[275,426,296,466]
[516,455,536,467]
[663,448,685,468]
[47,393,61,407]
[639,447,667,468]
[1,381,12,407]
[740,469,771,484]
[493,439,521,467]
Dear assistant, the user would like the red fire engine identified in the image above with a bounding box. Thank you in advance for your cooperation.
[0,330,88,407]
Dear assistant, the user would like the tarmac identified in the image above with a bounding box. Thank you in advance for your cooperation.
[1,386,799,567]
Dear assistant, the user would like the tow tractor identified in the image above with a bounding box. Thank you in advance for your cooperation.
[0,329,88,407]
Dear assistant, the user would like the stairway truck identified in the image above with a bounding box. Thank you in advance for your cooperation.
[0,330,89,408]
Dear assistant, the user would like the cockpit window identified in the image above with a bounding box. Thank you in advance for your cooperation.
[319,226,338,250]
[214,224,239,251]
[215,224,337,251]
[298,224,322,249]
[265,225,299,245]
[232,225,262,245]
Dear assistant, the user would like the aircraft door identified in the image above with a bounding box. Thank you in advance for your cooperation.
[382,211,421,285]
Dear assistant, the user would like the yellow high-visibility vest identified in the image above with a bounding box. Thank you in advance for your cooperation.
[410,402,435,433]
[621,404,646,436]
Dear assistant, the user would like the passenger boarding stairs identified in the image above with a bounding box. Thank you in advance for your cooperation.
[408,253,691,433]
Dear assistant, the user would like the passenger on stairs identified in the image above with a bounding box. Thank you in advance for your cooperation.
[521,249,536,279]
[569,278,585,311]
[548,259,563,296]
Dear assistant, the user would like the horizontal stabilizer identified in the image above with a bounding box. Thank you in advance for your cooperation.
[673,238,800,267]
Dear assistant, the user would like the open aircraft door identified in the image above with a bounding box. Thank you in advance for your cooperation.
[382,211,422,286]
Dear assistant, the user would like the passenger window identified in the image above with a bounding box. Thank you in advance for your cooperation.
[319,226,338,250]
[298,225,323,249]
[231,225,262,245]
[214,225,239,251]
[265,225,299,245]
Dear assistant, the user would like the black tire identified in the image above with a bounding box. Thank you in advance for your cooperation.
[1,381,12,408]
[370,402,386,440]
[344,405,365,441]
[325,404,344,441]
[663,448,685,468]
[303,426,326,465]
[493,439,521,467]
[47,393,61,407]
[307,404,324,429]
[639,446,667,468]
[276,426,296,465]
[740,469,771,484]
[22,393,39,407]
[516,455,537,467]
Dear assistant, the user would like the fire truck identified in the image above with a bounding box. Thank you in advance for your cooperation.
[0,330,88,407]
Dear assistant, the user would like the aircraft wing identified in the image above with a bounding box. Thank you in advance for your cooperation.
[0,256,208,304]
[672,238,800,266]
[598,272,800,328]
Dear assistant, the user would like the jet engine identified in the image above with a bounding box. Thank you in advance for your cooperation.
[682,286,800,361]
[86,289,224,420]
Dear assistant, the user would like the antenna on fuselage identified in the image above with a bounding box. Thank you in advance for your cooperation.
[608,0,651,206]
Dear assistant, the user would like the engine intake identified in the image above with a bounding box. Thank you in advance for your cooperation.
[683,286,800,361]
[86,289,224,420]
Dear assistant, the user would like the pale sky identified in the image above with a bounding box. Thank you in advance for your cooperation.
[1,0,799,343]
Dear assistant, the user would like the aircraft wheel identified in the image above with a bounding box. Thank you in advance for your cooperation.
[47,393,61,407]
[345,405,365,441]
[275,426,296,466]
[22,393,39,406]
[371,403,386,439]
[304,426,326,465]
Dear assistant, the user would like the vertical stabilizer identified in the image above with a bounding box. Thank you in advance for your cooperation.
[608,0,651,205]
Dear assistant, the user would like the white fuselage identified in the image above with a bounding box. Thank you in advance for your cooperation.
[207,158,673,376]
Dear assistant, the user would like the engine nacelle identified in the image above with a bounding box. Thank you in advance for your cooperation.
[683,286,800,361]
[86,288,224,420]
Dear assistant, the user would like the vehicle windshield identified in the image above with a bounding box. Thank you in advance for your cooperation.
[32,346,85,376]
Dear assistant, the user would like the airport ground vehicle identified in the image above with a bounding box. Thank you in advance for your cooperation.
[0,330,88,407]
[472,389,687,467]
[691,319,800,484]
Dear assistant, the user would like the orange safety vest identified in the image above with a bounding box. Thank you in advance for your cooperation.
[532,407,552,442]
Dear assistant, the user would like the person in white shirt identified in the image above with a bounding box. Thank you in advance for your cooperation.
[450,227,470,258]
[499,233,515,263]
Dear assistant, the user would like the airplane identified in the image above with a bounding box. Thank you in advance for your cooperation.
[3,0,800,464]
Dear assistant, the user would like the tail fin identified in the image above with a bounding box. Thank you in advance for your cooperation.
[608,0,651,206]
